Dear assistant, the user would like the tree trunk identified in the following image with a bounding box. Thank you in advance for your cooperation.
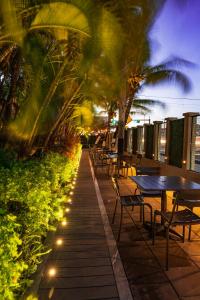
[3,48,20,122]
[125,96,132,125]
[125,87,137,124]
[117,78,127,154]
[118,99,126,154]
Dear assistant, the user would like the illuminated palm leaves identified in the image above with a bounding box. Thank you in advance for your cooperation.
[97,8,124,70]
[0,0,25,45]
[30,2,91,37]
[0,1,128,144]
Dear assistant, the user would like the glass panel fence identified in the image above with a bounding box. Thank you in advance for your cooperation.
[137,127,144,154]
[158,122,166,162]
[190,116,200,172]
[127,129,133,153]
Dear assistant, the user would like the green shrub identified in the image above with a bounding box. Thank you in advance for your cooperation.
[0,144,81,299]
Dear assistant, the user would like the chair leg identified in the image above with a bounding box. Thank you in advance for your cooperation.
[139,206,143,222]
[188,208,193,241]
[166,227,169,271]
[152,213,157,245]
[145,203,153,230]
[188,225,192,241]
[131,188,137,212]
[142,205,145,224]
[117,205,123,242]
[182,225,185,243]
[112,197,118,224]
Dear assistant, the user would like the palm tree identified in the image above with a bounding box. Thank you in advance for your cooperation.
[125,56,193,123]
[0,0,192,155]
[0,0,125,153]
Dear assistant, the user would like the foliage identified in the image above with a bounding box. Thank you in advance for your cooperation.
[0,144,81,299]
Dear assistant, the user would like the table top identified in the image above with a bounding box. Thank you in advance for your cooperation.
[129,176,200,191]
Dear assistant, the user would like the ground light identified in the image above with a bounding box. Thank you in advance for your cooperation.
[69,191,74,196]
[56,239,63,246]
[48,268,57,277]
[61,220,67,226]
[65,207,70,213]
[68,198,72,204]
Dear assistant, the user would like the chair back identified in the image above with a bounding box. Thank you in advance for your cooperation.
[136,166,160,176]
[111,177,120,198]
[168,192,181,225]
[175,190,200,200]
[135,153,142,166]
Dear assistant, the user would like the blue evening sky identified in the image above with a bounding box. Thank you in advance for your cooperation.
[137,0,200,122]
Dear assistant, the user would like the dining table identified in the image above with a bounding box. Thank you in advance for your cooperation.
[129,175,200,236]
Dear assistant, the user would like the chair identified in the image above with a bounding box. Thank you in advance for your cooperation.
[135,166,162,198]
[123,153,143,177]
[91,151,110,174]
[111,176,152,241]
[109,155,124,177]
[175,190,200,240]
[111,153,142,178]
[153,192,200,270]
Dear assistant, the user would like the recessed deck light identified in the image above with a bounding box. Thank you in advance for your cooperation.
[56,239,63,245]
[48,268,56,277]
[61,220,67,226]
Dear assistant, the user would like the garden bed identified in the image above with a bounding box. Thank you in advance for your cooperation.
[0,145,81,300]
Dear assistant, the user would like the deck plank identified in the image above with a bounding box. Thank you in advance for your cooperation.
[38,151,120,300]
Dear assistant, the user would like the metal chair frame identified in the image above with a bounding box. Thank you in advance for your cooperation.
[91,151,110,174]
[153,192,200,270]
[134,166,162,198]
[111,177,152,241]
[175,191,200,240]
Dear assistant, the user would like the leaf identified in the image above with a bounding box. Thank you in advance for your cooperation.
[133,98,166,109]
[30,3,90,37]
[148,56,196,72]
[144,70,192,93]
[0,0,25,45]
[97,8,124,69]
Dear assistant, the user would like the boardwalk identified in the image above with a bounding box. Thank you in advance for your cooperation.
[38,150,200,300]
[38,151,131,300]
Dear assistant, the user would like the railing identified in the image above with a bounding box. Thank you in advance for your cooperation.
[190,116,200,172]
[124,112,200,173]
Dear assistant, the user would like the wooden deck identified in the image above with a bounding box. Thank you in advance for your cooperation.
[97,169,200,300]
[38,151,129,300]
[38,150,200,300]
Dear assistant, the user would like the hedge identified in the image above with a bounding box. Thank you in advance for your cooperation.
[0,145,81,299]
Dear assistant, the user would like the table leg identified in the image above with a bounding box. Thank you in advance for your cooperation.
[161,191,167,224]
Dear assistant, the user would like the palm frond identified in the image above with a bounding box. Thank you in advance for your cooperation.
[147,56,196,73]
[30,3,91,37]
[144,70,192,93]
[133,98,166,109]
[131,103,151,113]
[0,0,25,45]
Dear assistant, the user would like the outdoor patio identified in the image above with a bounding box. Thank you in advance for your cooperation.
[38,150,200,300]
